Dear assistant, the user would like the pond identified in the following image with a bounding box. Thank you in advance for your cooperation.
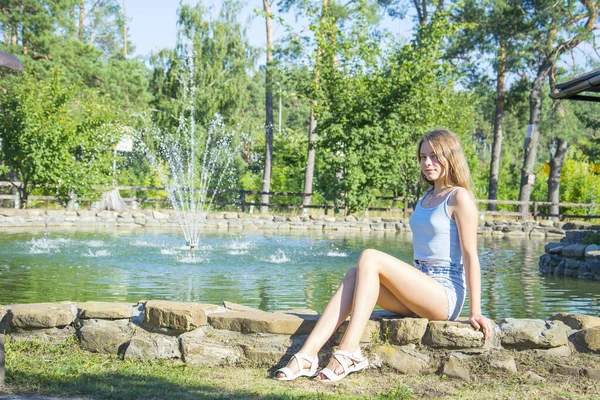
[1,228,599,320]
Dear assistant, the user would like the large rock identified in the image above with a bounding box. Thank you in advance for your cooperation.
[574,326,600,353]
[180,329,242,366]
[7,303,77,329]
[0,334,4,386]
[0,306,5,332]
[544,242,563,253]
[381,317,428,345]
[500,318,568,349]
[144,300,219,332]
[78,302,137,319]
[441,356,470,381]
[562,244,588,258]
[550,313,600,330]
[78,319,133,354]
[585,244,600,258]
[531,345,571,357]
[8,326,76,343]
[488,356,517,374]
[208,309,319,335]
[124,332,181,360]
[423,320,489,349]
[331,319,380,344]
[372,345,428,374]
[210,328,296,366]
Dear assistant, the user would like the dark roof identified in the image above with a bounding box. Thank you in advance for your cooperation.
[550,68,600,102]
[0,51,23,71]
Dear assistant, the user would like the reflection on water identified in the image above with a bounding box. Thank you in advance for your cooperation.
[1,229,599,320]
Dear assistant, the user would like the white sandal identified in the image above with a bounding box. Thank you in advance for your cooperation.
[317,349,369,382]
[274,352,319,381]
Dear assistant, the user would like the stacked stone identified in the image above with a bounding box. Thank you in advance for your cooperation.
[539,223,600,280]
[0,305,4,386]
[1,301,600,382]
[0,208,578,239]
[478,219,566,238]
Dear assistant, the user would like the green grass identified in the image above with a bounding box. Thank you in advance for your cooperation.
[1,338,413,400]
[4,338,600,399]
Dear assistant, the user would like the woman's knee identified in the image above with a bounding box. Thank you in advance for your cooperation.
[357,248,381,272]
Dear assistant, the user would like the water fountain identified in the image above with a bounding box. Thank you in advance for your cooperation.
[136,55,240,250]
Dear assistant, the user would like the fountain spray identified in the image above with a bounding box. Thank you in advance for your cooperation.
[137,51,241,251]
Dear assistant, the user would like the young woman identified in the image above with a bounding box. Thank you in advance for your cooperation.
[274,129,492,382]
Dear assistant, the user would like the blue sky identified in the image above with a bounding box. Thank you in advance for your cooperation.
[127,0,410,60]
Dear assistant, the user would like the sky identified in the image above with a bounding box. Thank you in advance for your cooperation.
[126,0,411,60]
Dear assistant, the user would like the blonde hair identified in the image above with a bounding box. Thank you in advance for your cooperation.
[417,129,474,195]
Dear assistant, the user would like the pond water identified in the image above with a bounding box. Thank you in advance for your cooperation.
[1,228,599,320]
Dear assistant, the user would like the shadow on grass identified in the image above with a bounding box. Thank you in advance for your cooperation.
[4,366,328,400]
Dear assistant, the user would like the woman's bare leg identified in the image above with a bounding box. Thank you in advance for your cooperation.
[318,249,449,378]
[276,267,360,378]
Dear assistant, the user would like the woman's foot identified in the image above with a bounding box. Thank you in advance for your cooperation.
[315,349,368,382]
[274,353,319,381]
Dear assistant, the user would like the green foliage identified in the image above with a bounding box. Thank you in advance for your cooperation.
[149,0,257,130]
[5,337,384,400]
[558,150,600,215]
[583,231,600,246]
[377,382,414,399]
[316,12,475,213]
[0,71,120,206]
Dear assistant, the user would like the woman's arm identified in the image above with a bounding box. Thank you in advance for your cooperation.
[451,188,492,340]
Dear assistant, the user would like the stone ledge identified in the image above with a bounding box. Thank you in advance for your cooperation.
[5,302,77,329]
[2,300,599,374]
[0,208,579,239]
[144,300,223,332]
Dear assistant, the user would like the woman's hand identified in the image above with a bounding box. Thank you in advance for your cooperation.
[469,314,492,341]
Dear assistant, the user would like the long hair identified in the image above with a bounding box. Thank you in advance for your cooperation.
[417,129,474,196]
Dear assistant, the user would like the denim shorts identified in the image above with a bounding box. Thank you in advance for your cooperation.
[413,260,466,321]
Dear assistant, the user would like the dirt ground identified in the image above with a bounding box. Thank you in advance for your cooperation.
[268,350,600,399]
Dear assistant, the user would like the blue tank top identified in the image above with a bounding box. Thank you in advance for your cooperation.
[409,188,462,266]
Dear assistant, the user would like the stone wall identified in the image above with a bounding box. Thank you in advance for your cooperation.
[539,222,600,280]
[0,208,573,238]
[1,301,600,383]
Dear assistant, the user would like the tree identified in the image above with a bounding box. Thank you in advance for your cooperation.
[450,0,529,211]
[517,0,598,215]
[149,1,256,130]
[278,0,381,208]
[0,71,120,207]
[378,0,446,25]
[260,0,275,214]
[277,0,336,208]
[316,12,475,213]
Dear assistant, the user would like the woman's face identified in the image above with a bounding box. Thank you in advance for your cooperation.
[419,140,444,182]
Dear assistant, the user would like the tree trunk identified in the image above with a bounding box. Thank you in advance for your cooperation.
[79,0,84,41]
[303,108,317,207]
[487,42,506,211]
[11,24,17,46]
[302,0,330,209]
[413,0,427,25]
[122,0,127,57]
[18,184,28,209]
[69,8,75,39]
[518,0,598,215]
[260,0,274,215]
[21,23,27,55]
[518,61,552,215]
[547,138,568,219]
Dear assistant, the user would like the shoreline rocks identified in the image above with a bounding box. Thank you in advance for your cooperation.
[0,208,577,239]
[539,224,600,281]
[1,300,600,382]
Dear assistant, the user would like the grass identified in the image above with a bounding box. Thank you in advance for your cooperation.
[1,338,412,400]
[2,338,600,399]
